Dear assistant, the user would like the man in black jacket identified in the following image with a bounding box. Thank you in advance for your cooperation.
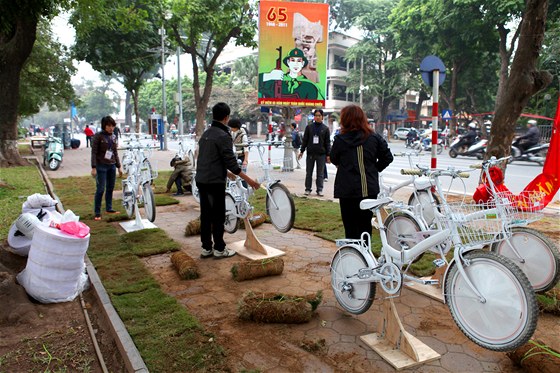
[298,109,331,196]
[195,103,260,259]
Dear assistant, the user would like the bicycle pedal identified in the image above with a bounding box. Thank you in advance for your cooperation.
[423,279,439,285]
[433,258,446,267]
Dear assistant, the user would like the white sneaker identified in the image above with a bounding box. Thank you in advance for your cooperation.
[200,248,213,259]
[213,247,236,259]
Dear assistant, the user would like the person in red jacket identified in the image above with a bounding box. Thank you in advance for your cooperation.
[84,124,95,148]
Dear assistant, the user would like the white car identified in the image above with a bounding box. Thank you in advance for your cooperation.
[393,127,416,140]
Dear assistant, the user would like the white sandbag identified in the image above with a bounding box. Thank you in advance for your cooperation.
[7,210,53,256]
[16,222,90,303]
[22,193,58,211]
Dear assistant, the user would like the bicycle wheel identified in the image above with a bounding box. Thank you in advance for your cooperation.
[266,183,295,233]
[191,177,200,204]
[141,159,153,183]
[224,192,239,234]
[384,211,424,263]
[331,246,376,315]
[122,182,136,218]
[445,251,537,351]
[407,190,440,227]
[187,149,195,168]
[491,226,560,293]
[142,183,156,222]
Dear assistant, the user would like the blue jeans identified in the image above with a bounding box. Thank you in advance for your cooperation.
[94,163,116,215]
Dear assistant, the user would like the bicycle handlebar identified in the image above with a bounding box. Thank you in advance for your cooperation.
[247,141,284,148]
[400,169,423,176]
[393,151,422,157]
[401,168,470,178]
[469,155,511,169]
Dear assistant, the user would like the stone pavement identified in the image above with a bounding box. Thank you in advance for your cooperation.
[39,141,531,372]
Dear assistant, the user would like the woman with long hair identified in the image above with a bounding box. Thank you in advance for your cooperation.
[330,105,393,239]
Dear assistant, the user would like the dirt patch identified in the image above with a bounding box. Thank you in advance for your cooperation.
[143,201,560,371]
[1,199,558,372]
[0,243,126,373]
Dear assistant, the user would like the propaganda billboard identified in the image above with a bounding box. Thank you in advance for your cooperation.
[258,1,329,107]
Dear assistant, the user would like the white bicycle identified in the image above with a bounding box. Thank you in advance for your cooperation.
[176,134,196,168]
[246,141,295,233]
[223,145,296,233]
[120,144,157,222]
[472,156,560,293]
[331,167,537,352]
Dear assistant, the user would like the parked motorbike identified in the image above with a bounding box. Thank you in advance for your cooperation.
[448,136,487,159]
[510,141,549,166]
[43,136,64,171]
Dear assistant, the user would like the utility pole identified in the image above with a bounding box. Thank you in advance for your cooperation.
[160,24,168,150]
[177,47,184,137]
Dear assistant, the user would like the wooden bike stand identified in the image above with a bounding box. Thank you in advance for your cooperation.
[229,217,285,260]
[405,264,446,303]
[360,295,440,370]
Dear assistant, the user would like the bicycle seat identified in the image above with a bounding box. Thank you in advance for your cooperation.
[360,197,393,211]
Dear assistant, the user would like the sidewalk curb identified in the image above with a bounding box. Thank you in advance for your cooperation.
[28,152,148,373]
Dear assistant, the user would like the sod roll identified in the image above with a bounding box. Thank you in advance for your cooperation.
[231,257,284,281]
[171,251,199,280]
[237,291,322,324]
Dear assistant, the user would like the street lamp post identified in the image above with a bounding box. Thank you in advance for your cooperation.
[160,23,168,151]
[177,47,184,137]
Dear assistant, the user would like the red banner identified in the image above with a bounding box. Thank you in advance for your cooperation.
[522,96,560,207]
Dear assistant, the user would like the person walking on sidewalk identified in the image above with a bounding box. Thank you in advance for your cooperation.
[84,124,95,148]
[91,116,123,221]
[291,122,302,169]
[195,103,260,259]
[298,109,330,196]
[330,105,393,240]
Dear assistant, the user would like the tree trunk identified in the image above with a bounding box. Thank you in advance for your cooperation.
[0,18,38,167]
[415,90,429,123]
[487,0,552,160]
[125,91,133,129]
[132,90,140,133]
[194,67,215,138]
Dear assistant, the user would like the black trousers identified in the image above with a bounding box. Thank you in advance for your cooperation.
[339,197,374,241]
[197,182,226,251]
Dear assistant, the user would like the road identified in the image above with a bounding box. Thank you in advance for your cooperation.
[74,132,555,198]
[229,138,547,194]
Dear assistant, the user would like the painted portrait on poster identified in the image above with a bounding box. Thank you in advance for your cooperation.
[258,1,329,107]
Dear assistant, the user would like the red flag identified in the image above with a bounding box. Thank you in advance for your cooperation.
[522,96,560,207]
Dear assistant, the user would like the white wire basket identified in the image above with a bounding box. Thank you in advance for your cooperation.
[439,199,514,247]
[490,190,545,225]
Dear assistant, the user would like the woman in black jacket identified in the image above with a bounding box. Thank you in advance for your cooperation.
[330,105,393,239]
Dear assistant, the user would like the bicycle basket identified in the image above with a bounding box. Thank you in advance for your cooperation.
[494,190,546,225]
[439,200,514,247]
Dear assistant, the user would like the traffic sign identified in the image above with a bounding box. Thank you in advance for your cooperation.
[442,109,452,120]
[420,56,446,87]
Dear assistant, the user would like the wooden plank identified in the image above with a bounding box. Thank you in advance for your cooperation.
[230,217,285,259]
[360,297,440,370]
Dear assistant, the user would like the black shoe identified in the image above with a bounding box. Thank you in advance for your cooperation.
[106,210,120,214]
[317,191,324,197]
[173,192,185,196]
